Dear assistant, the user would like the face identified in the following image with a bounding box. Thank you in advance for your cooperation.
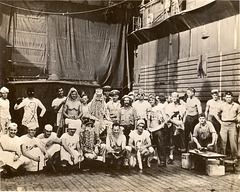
[9,127,17,138]
[86,124,93,129]
[112,95,119,102]
[112,125,120,135]
[1,92,8,99]
[137,124,144,135]
[172,94,179,104]
[212,93,219,101]
[225,95,232,104]
[82,95,88,104]
[68,128,76,136]
[44,129,52,138]
[71,91,77,100]
[123,98,130,106]
[199,116,206,124]
[58,88,64,97]
[187,90,194,98]
[149,97,155,106]
[28,128,36,137]
[138,93,145,101]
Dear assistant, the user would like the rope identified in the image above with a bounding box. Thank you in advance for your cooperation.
[0,1,128,15]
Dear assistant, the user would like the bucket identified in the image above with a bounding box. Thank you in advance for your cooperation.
[207,165,225,176]
[181,153,191,169]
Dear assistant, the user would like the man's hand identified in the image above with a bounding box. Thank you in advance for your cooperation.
[197,144,203,150]
[207,143,213,148]
[46,140,53,148]
[70,154,75,162]
[13,155,19,162]
[32,156,40,162]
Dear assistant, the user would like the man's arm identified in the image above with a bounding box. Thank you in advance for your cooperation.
[193,137,202,149]
[197,99,202,114]
[205,102,210,119]
[38,100,46,117]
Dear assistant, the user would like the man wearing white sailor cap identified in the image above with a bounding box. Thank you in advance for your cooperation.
[0,86,11,134]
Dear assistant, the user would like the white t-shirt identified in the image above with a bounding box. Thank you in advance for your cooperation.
[206,99,222,117]
[60,133,79,149]
[0,134,21,152]
[17,98,46,128]
[132,100,151,119]
[0,98,11,119]
[129,130,150,147]
[37,132,58,147]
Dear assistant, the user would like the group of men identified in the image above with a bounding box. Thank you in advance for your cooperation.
[0,85,240,176]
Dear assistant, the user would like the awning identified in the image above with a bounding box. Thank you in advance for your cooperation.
[128,0,239,45]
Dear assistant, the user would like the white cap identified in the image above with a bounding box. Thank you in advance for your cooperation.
[137,119,145,126]
[44,124,53,131]
[0,87,9,93]
[9,122,18,129]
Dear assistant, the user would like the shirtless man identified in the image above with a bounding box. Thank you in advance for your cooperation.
[63,88,82,135]
[51,87,66,133]
[0,87,11,134]
[184,88,202,150]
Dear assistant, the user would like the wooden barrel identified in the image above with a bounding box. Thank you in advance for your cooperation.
[181,153,191,169]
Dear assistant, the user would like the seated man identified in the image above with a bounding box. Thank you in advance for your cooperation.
[37,124,61,171]
[106,123,126,169]
[81,118,106,161]
[0,123,30,176]
[60,124,83,170]
[188,113,217,152]
[126,119,154,170]
[21,125,49,172]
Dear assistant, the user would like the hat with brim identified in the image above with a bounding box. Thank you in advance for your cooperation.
[110,89,120,96]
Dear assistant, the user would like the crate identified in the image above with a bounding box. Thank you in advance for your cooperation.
[206,165,225,176]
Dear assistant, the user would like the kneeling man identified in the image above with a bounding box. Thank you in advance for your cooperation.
[188,113,217,152]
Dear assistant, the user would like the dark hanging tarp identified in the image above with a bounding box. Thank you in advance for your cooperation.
[128,0,239,45]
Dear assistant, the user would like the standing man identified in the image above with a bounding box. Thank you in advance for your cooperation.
[132,89,151,129]
[205,89,222,134]
[0,87,11,134]
[184,88,202,149]
[107,90,121,123]
[14,87,46,136]
[119,95,135,144]
[51,87,66,133]
[165,92,186,164]
[216,91,240,162]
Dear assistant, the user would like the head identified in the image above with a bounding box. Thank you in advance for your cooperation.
[198,113,206,124]
[171,92,180,104]
[122,95,132,107]
[158,93,166,103]
[81,94,89,104]
[211,89,219,101]
[67,125,76,136]
[187,88,195,98]
[112,123,121,136]
[85,119,95,129]
[225,91,233,104]
[56,87,64,98]
[136,119,145,135]
[128,92,135,101]
[0,87,9,99]
[27,87,35,98]
[111,90,120,102]
[44,124,53,138]
[27,126,37,138]
[137,89,145,101]
[8,123,18,138]
[70,90,78,100]
[148,94,156,107]
[103,85,111,95]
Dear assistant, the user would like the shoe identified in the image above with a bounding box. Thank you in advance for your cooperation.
[158,162,166,167]
[146,158,151,168]
[167,158,173,164]
[123,159,129,166]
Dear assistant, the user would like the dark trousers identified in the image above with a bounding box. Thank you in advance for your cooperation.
[152,129,166,163]
[122,125,134,145]
[169,124,185,150]
[184,115,199,150]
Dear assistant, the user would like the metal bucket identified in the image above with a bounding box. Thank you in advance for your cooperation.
[181,153,191,169]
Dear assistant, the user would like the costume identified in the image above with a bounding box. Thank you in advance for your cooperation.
[17,98,45,128]
[20,135,45,172]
